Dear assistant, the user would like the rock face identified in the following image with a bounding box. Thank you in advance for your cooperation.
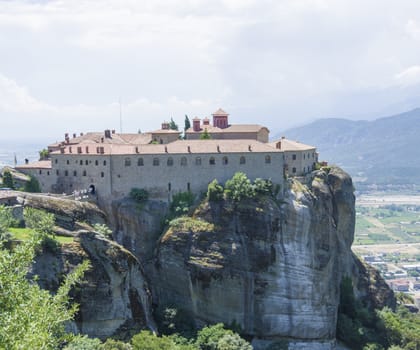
[152,167,391,343]
[32,231,156,339]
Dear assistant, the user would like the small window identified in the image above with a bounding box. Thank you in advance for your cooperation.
[56,170,60,176]
[167,157,174,166]
[292,167,296,173]
[55,159,58,164]
[79,160,83,165]
[265,155,271,164]
[125,157,131,166]
[95,160,98,166]
[222,156,228,165]
[180,157,187,166]
[209,157,215,165]
[39,170,42,175]
[153,158,160,166]
[138,158,144,166]
[73,170,77,176]
[303,154,306,160]
[101,172,104,178]
[47,171,50,176]
[65,170,68,176]
[83,170,87,176]
[307,153,310,159]
[195,157,201,165]
[240,156,246,164]
[66,160,70,165]
[292,154,296,160]
[168,182,171,191]
[103,160,107,166]
[187,182,191,191]
[85,160,88,165]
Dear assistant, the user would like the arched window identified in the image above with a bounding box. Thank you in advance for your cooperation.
[83,170,87,176]
[153,158,160,166]
[180,157,187,166]
[79,160,83,165]
[73,170,77,176]
[187,182,191,191]
[222,156,228,165]
[240,156,246,164]
[167,157,174,166]
[138,158,144,166]
[56,170,60,176]
[101,172,104,178]
[168,182,171,191]
[195,157,201,165]
[103,160,107,166]
[65,170,68,176]
[292,154,296,160]
[85,160,88,165]
[39,170,42,175]
[95,160,98,166]
[125,158,131,166]
[292,167,296,173]
[265,155,271,164]
[66,160,70,165]
[209,157,215,165]
[47,171,50,176]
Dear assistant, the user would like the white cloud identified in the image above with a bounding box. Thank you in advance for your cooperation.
[395,66,420,87]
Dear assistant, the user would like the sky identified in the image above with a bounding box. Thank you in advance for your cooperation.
[1,0,420,144]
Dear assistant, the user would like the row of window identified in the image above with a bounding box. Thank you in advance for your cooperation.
[125,155,272,167]
[59,159,108,166]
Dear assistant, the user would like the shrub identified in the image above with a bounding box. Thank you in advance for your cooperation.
[253,178,273,195]
[2,169,14,189]
[224,172,255,202]
[131,330,175,350]
[207,179,224,202]
[23,207,55,236]
[64,335,102,349]
[196,323,234,350]
[130,188,149,203]
[0,205,12,239]
[93,223,113,237]
[170,191,195,217]
[99,339,132,349]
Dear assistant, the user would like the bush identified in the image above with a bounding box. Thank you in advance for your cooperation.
[224,172,255,202]
[207,179,224,202]
[131,330,175,350]
[196,323,234,350]
[253,178,273,196]
[64,335,102,350]
[0,205,12,239]
[99,339,132,350]
[130,188,149,203]
[2,169,14,189]
[93,223,113,237]
[170,191,195,217]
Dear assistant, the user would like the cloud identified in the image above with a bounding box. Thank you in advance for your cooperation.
[395,66,420,87]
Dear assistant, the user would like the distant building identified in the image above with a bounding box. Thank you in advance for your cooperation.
[16,108,319,203]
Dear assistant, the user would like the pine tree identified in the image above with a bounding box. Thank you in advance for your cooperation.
[169,118,179,131]
[2,170,14,189]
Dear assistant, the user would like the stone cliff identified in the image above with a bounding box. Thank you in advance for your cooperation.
[148,167,394,346]
[13,167,394,347]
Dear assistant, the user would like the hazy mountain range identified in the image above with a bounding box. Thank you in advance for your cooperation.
[277,108,420,189]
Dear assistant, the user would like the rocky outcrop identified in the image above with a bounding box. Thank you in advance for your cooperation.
[151,167,393,345]
[32,231,156,339]
[16,192,106,230]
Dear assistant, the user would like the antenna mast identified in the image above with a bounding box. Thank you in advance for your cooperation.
[119,97,123,133]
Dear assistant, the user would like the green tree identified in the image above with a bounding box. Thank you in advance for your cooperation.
[217,333,252,350]
[93,223,113,237]
[39,148,50,160]
[0,235,89,349]
[196,323,234,350]
[131,330,176,350]
[0,205,12,239]
[130,188,149,203]
[224,172,255,202]
[200,129,211,140]
[184,115,191,139]
[2,169,14,189]
[170,191,195,217]
[64,335,102,349]
[169,118,179,131]
[207,179,224,202]
[24,175,41,193]
[253,178,273,196]
[24,207,55,236]
[99,338,133,350]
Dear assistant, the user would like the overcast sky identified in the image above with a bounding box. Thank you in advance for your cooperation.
[1,0,420,143]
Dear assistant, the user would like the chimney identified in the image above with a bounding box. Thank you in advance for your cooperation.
[203,117,210,126]
[65,133,69,138]
[112,129,115,134]
[276,141,281,150]
[187,146,191,153]
[25,158,29,164]
[281,136,285,139]
[65,137,70,144]
[193,117,201,132]
[161,121,170,130]
[80,132,83,136]
[104,129,112,138]
[165,146,168,153]
[73,133,76,138]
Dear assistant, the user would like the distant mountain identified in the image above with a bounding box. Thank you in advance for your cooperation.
[277,108,420,188]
